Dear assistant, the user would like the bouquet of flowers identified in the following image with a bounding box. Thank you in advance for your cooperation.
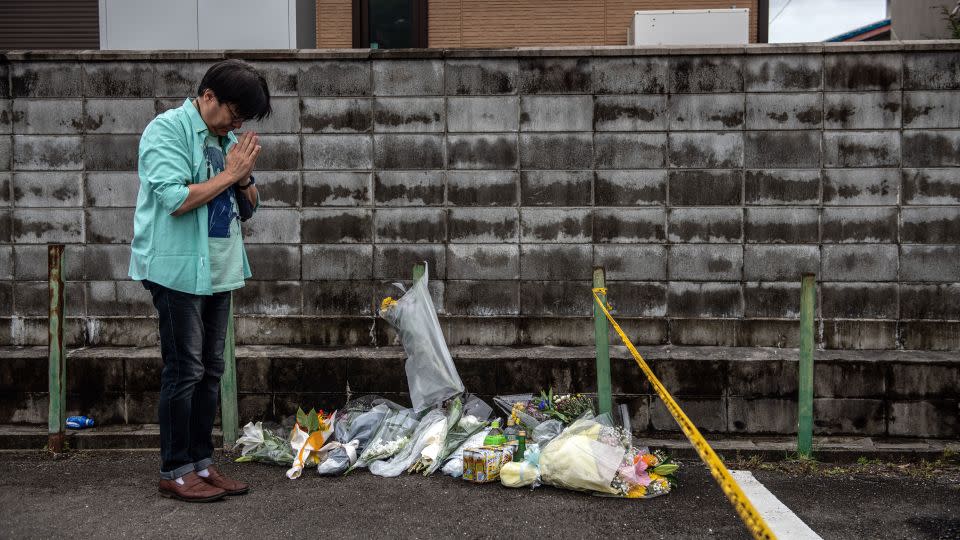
[538,414,679,498]
[349,407,419,472]
[538,415,628,494]
[493,394,551,430]
[317,397,395,476]
[495,391,595,430]
[286,408,336,479]
[233,421,295,466]
[421,396,490,475]
[369,408,448,477]
[409,397,463,474]
[538,390,595,424]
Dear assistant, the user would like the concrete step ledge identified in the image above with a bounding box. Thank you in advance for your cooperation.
[0,425,223,451]
[4,344,959,363]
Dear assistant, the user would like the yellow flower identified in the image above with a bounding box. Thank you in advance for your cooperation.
[627,485,647,498]
[649,472,663,481]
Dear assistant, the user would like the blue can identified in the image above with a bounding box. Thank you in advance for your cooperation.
[65,416,95,429]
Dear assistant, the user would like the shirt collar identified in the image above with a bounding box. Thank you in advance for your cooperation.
[182,98,208,134]
[181,98,240,145]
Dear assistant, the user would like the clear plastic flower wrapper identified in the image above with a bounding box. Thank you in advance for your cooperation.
[379,264,464,412]
[493,394,550,430]
[409,398,463,474]
[494,390,595,430]
[538,414,679,498]
[369,408,448,477]
[316,397,398,476]
[531,419,564,447]
[233,421,295,466]
[423,395,491,475]
[350,407,419,472]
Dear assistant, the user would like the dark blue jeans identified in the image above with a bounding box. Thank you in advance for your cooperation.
[143,280,231,480]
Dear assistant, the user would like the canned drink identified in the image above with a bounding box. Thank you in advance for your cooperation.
[65,416,95,429]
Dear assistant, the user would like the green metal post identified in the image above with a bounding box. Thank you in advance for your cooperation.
[412,262,426,282]
[593,267,612,416]
[220,294,238,448]
[798,273,816,457]
[47,245,66,453]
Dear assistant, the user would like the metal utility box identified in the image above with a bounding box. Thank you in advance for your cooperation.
[628,8,750,46]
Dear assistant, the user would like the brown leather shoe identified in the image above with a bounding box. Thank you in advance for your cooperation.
[199,466,249,496]
[158,472,226,502]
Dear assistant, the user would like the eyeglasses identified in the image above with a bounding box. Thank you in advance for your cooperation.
[217,98,244,125]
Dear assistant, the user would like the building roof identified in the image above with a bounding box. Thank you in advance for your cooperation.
[825,19,892,42]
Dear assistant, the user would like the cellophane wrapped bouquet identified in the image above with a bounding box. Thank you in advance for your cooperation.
[538,414,679,499]
[422,395,489,475]
[349,406,419,472]
[233,421,295,466]
[317,397,400,476]
[494,390,596,430]
[369,408,448,477]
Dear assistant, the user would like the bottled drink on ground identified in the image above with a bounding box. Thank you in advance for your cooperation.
[515,430,526,461]
[66,416,95,429]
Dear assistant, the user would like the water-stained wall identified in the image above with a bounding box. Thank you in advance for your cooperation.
[1,43,958,350]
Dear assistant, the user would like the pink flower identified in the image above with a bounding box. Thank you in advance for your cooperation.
[618,463,652,486]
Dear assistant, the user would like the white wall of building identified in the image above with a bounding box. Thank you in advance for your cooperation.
[100,0,313,50]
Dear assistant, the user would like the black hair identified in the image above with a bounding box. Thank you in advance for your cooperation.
[197,59,272,121]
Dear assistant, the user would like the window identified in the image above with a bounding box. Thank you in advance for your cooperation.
[353,0,428,49]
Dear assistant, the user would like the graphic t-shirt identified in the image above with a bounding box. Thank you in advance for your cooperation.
[204,134,245,293]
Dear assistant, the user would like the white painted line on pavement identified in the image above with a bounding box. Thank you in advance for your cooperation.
[730,470,823,540]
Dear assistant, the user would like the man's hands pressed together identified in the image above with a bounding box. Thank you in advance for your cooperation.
[226,131,261,184]
[172,130,261,216]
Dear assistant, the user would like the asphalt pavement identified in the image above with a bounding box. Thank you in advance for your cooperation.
[0,450,957,539]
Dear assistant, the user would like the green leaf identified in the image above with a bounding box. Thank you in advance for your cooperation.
[305,408,320,433]
[653,463,679,476]
[296,407,309,429]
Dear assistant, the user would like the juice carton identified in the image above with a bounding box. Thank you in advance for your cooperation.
[462,448,476,481]
[463,446,514,483]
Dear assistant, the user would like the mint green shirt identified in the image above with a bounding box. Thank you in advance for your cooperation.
[129,99,257,295]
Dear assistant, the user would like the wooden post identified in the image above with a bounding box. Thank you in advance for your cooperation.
[47,245,66,452]
[593,267,612,416]
[220,294,239,448]
[798,273,816,457]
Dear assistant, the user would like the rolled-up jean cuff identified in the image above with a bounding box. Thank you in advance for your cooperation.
[193,458,214,472]
[160,463,196,480]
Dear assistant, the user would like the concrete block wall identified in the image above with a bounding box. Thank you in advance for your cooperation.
[3,345,956,438]
[1,43,959,350]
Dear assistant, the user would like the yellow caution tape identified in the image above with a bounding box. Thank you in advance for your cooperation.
[592,290,777,540]
[591,287,612,309]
